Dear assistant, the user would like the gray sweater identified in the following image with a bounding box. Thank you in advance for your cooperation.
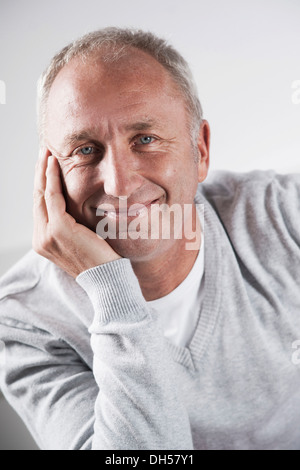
[1,170,300,450]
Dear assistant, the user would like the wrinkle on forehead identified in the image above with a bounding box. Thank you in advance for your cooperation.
[45,47,188,149]
[47,47,182,112]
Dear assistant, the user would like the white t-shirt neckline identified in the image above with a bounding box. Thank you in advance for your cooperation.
[147,234,205,348]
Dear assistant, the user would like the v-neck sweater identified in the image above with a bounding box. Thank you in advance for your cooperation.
[1,170,300,450]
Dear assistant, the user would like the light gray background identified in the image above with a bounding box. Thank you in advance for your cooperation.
[0,0,299,450]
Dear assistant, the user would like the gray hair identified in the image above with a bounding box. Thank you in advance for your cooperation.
[37,27,203,144]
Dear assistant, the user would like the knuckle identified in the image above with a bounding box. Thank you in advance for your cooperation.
[33,190,44,204]
[44,190,55,202]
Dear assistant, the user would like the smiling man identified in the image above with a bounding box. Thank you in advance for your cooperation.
[1,28,300,451]
[40,43,207,289]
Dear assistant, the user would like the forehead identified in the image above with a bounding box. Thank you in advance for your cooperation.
[45,48,187,144]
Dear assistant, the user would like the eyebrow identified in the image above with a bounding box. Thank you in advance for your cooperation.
[62,119,159,148]
[123,119,158,132]
[63,131,97,148]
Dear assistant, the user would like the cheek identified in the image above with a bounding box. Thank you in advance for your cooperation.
[60,165,99,206]
[157,156,198,196]
[162,167,180,191]
[147,153,181,182]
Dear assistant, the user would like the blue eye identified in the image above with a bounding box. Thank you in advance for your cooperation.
[139,136,154,145]
[79,146,94,155]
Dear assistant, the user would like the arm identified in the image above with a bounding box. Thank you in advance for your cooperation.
[0,260,192,450]
[0,313,97,450]
[77,258,192,450]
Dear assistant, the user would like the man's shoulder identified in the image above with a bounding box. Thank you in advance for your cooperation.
[199,168,286,195]
[0,249,93,332]
[197,169,300,212]
[0,250,54,334]
[197,169,300,273]
[0,250,48,303]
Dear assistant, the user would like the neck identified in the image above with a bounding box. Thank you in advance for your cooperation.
[131,205,201,301]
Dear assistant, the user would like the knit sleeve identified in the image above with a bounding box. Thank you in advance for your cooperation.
[0,258,193,450]
[76,258,193,450]
[0,310,97,450]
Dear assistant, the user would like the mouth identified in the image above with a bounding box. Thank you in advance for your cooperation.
[95,197,163,220]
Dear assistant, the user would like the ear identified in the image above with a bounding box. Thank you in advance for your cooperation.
[196,120,210,183]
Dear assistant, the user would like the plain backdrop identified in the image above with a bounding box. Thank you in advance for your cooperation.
[0,0,300,450]
[0,0,300,272]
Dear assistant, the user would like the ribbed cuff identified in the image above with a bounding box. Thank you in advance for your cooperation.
[76,258,149,325]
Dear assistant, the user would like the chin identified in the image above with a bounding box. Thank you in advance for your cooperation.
[105,237,164,263]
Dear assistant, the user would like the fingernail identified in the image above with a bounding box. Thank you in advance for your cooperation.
[48,155,54,165]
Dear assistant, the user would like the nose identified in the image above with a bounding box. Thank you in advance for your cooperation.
[101,145,144,199]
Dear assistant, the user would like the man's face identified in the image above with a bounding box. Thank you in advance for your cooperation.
[45,48,209,261]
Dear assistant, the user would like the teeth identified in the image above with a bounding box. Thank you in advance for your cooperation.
[99,203,155,218]
[103,210,117,219]
[129,207,147,217]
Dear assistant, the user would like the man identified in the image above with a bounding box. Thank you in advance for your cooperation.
[0,27,300,450]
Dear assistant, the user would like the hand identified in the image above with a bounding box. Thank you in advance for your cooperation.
[33,148,121,278]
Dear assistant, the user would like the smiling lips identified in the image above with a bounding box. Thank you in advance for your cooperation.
[96,198,161,219]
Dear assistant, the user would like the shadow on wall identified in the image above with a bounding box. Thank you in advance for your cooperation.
[0,396,39,450]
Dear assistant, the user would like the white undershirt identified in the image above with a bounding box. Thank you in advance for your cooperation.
[147,234,205,349]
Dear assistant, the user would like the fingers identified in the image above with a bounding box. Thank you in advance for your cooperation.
[33,147,66,232]
[33,148,69,257]
[32,148,121,277]
[33,147,51,226]
[34,147,50,193]
[45,155,67,221]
